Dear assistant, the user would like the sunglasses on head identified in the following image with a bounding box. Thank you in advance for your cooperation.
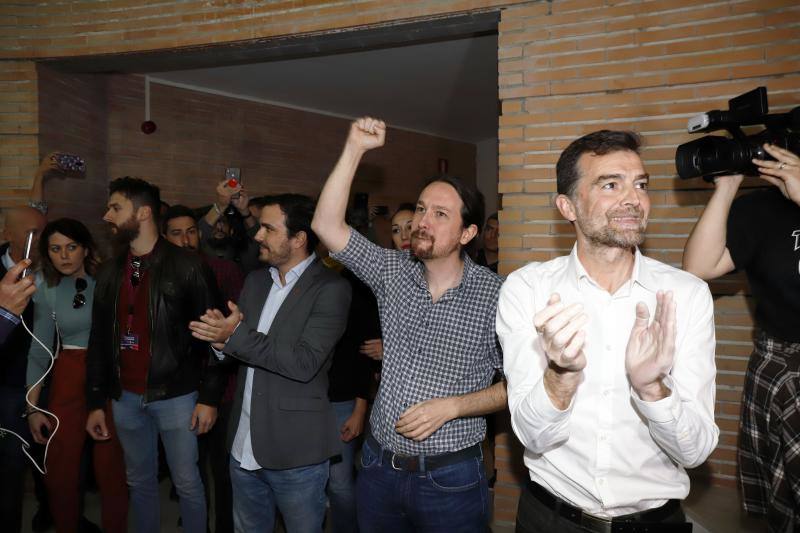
[73,277,88,309]
[130,256,142,288]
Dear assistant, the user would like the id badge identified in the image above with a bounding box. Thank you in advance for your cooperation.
[120,333,140,351]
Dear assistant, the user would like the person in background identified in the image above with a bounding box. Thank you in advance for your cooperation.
[86,177,222,533]
[201,179,260,272]
[324,213,381,533]
[163,204,243,533]
[683,144,800,532]
[26,218,127,533]
[389,203,415,252]
[476,212,498,273]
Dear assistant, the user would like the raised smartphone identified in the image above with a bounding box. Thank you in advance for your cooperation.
[21,229,34,278]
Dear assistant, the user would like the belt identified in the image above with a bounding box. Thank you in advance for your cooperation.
[365,433,481,472]
[527,481,682,533]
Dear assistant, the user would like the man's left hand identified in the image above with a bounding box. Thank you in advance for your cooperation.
[625,290,676,402]
[395,397,459,441]
[189,301,243,349]
[190,403,218,435]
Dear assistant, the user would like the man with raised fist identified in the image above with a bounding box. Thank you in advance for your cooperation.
[312,117,507,532]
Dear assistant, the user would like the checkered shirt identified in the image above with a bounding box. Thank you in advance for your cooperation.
[331,228,502,455]
[738,330,800,533]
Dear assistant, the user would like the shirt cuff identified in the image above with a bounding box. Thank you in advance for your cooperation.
[630,376,680,424]
[212,345,226,361]
[530,376,574,420]
[0,306,20,324]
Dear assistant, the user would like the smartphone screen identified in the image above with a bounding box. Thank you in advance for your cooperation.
[21,229,34,278]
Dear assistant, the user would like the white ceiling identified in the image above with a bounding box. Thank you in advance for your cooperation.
[149,34,498,144]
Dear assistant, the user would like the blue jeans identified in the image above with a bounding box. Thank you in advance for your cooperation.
[230,455,329,533]
[112,390,207,533]
[356,438,489,533]
[327,400,359,533]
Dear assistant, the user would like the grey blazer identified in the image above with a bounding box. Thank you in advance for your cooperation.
[224,258,351,470]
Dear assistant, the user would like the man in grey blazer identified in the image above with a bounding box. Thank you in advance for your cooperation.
[190,193,351,533]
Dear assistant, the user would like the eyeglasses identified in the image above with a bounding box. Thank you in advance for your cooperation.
[73,277,88,309]
[130,256,142,288]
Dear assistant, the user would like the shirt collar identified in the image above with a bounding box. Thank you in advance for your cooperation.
[269,252,316,288]
[567,244,656,294]
[410,251,474,297]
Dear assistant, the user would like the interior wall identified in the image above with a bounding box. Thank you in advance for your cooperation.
[37,65,109,240]
[36,71,476,248]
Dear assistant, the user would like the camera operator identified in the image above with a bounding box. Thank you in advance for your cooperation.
[683,143,800,532]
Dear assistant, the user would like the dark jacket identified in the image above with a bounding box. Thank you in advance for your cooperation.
[0,242,34,389]
[224,258,351,469]
[86,239,223,409]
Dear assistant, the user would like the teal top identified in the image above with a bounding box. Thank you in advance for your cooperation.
[26,275,95,387]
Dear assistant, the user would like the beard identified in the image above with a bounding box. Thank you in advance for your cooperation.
[576,206,646,249]
[410,229,460,260]
[207,235,231,251]
[109,214,140,247]
[259,240,292,268]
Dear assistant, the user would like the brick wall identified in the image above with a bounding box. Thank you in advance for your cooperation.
[0,60,38,211]
[494,0,800,525]
[0,0,524,59]
[33,70,475,247]
[37,65,109,240]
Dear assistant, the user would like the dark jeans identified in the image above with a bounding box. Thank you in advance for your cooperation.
[516,482,688,533]
[355,438,489,533]
[0,387,28,533]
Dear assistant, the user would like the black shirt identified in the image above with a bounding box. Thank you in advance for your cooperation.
[727,187,800,342]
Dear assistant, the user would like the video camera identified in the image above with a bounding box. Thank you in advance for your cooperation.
[675,87,800,181]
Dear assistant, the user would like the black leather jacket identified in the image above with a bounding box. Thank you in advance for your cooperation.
[86,239,223,409]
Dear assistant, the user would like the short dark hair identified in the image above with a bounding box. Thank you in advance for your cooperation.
[486,212,498,224]
[261,194,319,254]
[39,218,99,287]
[556,130,642,197]
[423,175,485,235]
[161,204,197,234]
[109,177,161,223]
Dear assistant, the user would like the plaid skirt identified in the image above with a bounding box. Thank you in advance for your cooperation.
[738,330,800,533]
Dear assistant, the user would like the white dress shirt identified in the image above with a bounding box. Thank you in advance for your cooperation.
[228,253,316,470]
[497,245,719,517]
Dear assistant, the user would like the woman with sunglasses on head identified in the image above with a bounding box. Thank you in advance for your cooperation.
[25,218,128,533]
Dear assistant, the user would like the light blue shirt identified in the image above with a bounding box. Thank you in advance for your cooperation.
[230,253,316,470]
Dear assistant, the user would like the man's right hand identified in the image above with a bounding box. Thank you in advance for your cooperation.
[86,408,110,441]
[0,259,36,315]
[346,117,386,154]
[215,179,241,209]
[533,293,588,409]
[28,411,54,445]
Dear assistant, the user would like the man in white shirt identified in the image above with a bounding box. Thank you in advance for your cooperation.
[496,130,719,532]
